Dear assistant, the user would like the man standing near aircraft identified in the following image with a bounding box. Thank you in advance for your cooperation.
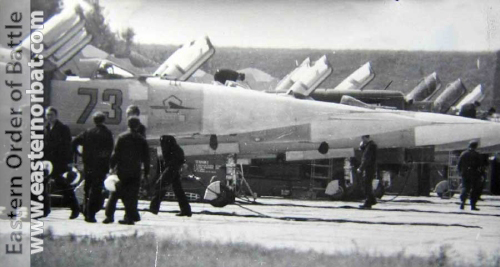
[213,69,246,85]
[457,140,483,211]
[103,117,150,225]
[357,135,378,209]
[44,106,80,219]
[126,104,146,222]
[459,101,480,118]
[72,112,114,223]
[126,105,146,137]
[149,135,192,217]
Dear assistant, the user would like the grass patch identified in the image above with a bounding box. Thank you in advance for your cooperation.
[31,230,500,267]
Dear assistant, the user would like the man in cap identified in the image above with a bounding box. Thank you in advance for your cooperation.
[357,135,378,209]
[126,105,146,137]
[103,117,150,225]
[44,106,80,219]
[125,104,146,222]
[457,140,484,210]
[72,111,114,223]
[213,69,245,85]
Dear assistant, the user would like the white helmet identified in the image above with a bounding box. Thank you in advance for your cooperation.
[104,174,120,192]
[42,160,53,176]
[63,167,81,186]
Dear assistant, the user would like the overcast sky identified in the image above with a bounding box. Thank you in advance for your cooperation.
[91,0,500,51]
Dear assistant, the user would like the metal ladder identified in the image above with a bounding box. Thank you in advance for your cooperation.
[447,151,462,197]
[310,159,333,195]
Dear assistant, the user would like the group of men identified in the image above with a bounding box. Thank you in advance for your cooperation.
[43,105,191,225]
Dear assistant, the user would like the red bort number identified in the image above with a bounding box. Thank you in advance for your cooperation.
[77,88,123,125]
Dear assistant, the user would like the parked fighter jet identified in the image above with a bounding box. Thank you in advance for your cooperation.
[16,6,500,159]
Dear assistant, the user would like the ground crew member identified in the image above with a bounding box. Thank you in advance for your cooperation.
[44,106,80,219]
[457,140,483,210]
[480,107,496,120]
[125,104,146,221]
[149,135,192,217]
[126,105,146,137]
[72,112,114,223]
[357,135,378,209]
[459,101,480,118]
[103,117,150,225]
[213,69,245,85]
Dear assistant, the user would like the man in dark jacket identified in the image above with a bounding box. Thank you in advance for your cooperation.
[126,104,146,221]
[126,105,146,137]
[459,101,480,119]
[72,112,114,223]
[44,106,80,219]
[213,69,245,85]
[457,140,483,210]
[357,135,378,209]
[103,117,150,225]
[149,135,192,217]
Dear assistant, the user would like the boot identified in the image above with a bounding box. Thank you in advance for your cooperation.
[176,207,192,217]
[460,202,465,210]
[69,209,80,219]
[102,217,114,224]
[118,219,135,225]
[175,212,192,217]
[85,216,97,223]
[359,204,372,209]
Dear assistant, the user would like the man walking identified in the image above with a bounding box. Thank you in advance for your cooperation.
[149,135,192,217]
[457,140,483,211]
[125,104,146,221]
[357,135,378,209]
[103,117,150,225]
[72,112,114,223]
[44,106,80,219]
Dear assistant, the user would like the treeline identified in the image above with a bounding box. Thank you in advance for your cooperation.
[32,0,135,59]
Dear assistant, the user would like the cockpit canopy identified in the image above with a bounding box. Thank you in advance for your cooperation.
[70,58,136,79]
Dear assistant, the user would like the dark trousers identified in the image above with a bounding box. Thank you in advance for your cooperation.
[150,170,191,214]
[363,167,377,206]
[460,174,482,208]
[105,180,140,221]
[44,170,80,216]
[83,169,106,219]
